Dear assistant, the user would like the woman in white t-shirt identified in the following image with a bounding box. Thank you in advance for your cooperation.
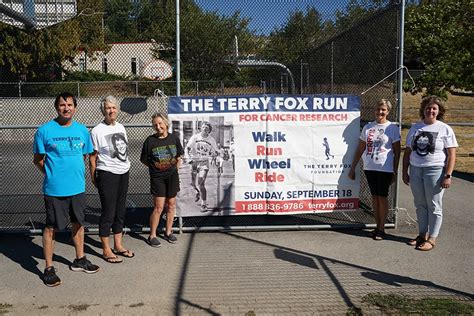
[90,95,133,263]
[402,96,458,251]
[349,99,401,240]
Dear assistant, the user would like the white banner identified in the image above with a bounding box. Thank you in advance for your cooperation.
[168,95,361,216]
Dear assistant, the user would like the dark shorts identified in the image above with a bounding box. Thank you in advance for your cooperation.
[44,193,86,230]
[364,170,393,197]
[150,170,180,198]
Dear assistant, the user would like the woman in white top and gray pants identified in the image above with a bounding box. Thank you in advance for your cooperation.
[403,96,457,251]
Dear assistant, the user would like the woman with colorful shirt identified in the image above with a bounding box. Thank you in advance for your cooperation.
[349,99,401,240]
[402,96,458,251]
[141,113,184,247]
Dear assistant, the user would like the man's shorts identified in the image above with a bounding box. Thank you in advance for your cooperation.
[191,160,210,174]
[44,193,86,230]
[150,170,180,198]
[364,170,393,197]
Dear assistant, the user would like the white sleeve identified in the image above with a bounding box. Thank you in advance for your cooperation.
[443,125,458,148]
[391,124,401,143]
[405,125,416,150]
[360,124,368,142]
[90,128,99,151]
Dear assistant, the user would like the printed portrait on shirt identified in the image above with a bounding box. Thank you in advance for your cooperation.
[412,131,437,156]
[109,133,128,162]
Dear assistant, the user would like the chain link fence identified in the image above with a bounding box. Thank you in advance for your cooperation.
[0,0,402,233]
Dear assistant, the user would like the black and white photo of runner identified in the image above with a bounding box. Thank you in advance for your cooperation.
[173,117,235,216]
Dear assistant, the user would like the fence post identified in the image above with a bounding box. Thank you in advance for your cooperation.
[261,80,266,94]
[135,81,139,96]
[77,82,80,97]
[331,41,334,94]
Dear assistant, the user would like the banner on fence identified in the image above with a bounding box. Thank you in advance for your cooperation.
[168,95,361,217]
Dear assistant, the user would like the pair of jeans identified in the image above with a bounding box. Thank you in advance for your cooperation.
[409,165,444,238]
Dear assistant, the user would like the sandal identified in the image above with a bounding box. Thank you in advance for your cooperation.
[407,235,425,247]
[373,230,385,241]
[416,240,435,251]
[113,249,135,258]
[103,255,123,264]
[368,229,378,238]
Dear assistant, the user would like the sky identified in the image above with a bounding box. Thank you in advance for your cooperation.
[194,0,350,35]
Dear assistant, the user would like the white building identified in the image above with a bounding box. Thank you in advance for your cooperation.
[64,42,173,80]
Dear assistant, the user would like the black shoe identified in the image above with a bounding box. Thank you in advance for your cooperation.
[148,236,162,247]
[70,256,100,274]
[165,233,177,244]
[43,266,61,287]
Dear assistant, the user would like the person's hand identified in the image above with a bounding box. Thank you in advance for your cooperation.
[91,174,97,188]
[348,169,355,180]
[402,172,409,185]
[441,177,452,189]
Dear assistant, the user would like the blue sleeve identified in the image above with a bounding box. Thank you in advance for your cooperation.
[33,128,45,154]
[83,128,94,154]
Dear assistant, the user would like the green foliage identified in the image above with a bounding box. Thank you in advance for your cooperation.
[263,7,324,64]
[362,293,474,315]
[405,0,474,97]
[1,0,470,97]
[105,0,138,42]
[0,0,105,82]
[64,70,129,81]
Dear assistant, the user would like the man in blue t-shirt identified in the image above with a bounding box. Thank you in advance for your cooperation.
[33,92,100,287]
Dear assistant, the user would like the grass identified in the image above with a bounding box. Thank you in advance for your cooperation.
[67,304,90,312]
[401,92,473,175]
[361,293,474,315]
[0,304,12,315]
[129,302,145,308]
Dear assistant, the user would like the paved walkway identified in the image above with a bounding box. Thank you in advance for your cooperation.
[0,177,473,315]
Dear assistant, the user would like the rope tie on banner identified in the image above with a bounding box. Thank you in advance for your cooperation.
[361,65,416,95]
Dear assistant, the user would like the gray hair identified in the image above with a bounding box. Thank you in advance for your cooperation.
[152,112,170,128]
[100,95,119,114]
[376,99,392,111]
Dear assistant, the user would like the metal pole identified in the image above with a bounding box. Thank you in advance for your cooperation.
[306,65,310,93]
[331,41,334,93]
[300,59,303,94]
[395,0,406,228]
[176,0,181,96]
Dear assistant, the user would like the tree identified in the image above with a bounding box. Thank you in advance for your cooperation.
[405,0,474,97]
[263,7,324,65]
[0,21,82,81]
[0,0,107,81]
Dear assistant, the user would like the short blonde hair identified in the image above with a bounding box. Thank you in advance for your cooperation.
[152,112,170,128]
[376,99,392,111]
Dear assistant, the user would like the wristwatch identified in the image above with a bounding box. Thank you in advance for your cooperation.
[445,174,451,179]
